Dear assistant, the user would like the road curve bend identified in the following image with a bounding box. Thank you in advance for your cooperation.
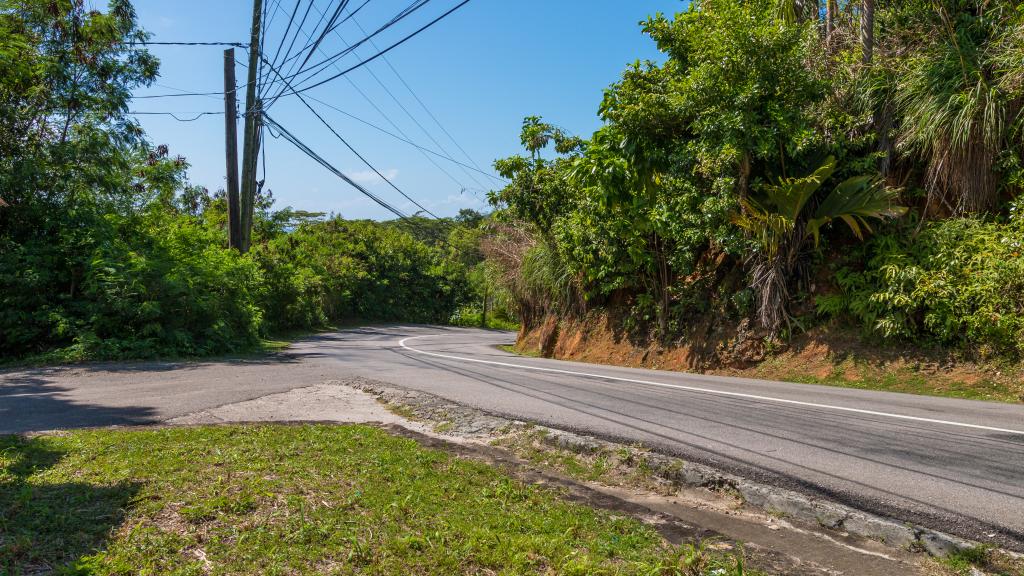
[2,325,1023,550]
[381,328,1024,550]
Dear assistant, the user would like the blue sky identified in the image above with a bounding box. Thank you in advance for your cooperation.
[129,0,684,219]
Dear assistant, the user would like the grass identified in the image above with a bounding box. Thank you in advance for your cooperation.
[489,429,684,501]
[927,544,1024,576]
[0,424,754,576]
[0,327,318,369]
[752,356,1024,403]
[3,321,518,369]
[784,370,1014,401]
[500,344,543,358]
[449,314,521,332]
[498,336,1023,403]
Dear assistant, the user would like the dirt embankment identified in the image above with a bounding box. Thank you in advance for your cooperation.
[517,313,1024,403]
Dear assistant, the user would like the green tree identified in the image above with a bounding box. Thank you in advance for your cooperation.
[734,157,905,331]
[890,1,1023,215]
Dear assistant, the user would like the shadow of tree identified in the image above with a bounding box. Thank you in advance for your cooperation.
[0,435,141,574]
[0,374,159,435]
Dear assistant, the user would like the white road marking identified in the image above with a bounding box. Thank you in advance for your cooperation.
[399,336,1024,436]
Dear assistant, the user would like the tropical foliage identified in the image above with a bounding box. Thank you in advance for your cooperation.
[3,0,1023,363]
[485,0,1024,358]
[0,0,503,362]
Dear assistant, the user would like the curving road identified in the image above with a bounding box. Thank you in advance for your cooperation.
[3,325,1023,550]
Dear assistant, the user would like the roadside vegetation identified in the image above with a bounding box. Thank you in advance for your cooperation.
[0,1,515,364]
[6,0,1023,399]
[483,0,1024,381]
[0,424,755,575]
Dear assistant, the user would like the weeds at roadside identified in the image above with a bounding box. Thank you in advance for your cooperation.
[926,545,1024,576]
[660,538,751,576]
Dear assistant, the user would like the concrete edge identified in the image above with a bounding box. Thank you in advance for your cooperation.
[343,376,984,559]
[539,427,975,558]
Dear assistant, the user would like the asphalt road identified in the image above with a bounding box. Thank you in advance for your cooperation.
[3,325,1023,550]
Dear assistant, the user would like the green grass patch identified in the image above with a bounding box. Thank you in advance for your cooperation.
[763,360,1022,403]
[499,344,543,358]
[0,323,366,368]
[449,311,520,332]
[0,424,753,575]
[929,544,1024,576]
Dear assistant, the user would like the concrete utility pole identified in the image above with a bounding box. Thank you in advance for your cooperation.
[239,0,263,253]
[223,48,241,251]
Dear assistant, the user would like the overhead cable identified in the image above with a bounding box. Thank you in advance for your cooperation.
[279,0,472,99]
[262,56,441,218]
[263,113,409,219]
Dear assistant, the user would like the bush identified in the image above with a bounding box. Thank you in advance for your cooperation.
[819,209,1024,356]
[0,207,264,361]
[254,218,472,331]
[78,213,264,358]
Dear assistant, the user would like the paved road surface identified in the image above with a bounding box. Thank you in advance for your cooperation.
[3,325,1023,550]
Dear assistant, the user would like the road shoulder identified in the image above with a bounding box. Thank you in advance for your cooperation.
[164,376,1015,576]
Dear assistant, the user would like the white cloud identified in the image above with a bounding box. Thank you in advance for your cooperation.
[348,168,399,184]
[439,193,486,208]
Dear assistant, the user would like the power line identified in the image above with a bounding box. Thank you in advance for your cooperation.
[358,57,491,191]
[156,82,223,94]
[261,56,441,218]
[305,94,505,182]
[135,41,248,47]
[273,0,474,100]
[261,0,334,94]
[128,111,223,121]
[132,91,225,99]
[307,6,484,191]
[350,16,502,186]
[265,2,473,193]
[271,0,375,74]
[339,74,470,191]
[266,0,367,100]
[263,113,408,219]
[263,0,313,85]
[264,0,437,104]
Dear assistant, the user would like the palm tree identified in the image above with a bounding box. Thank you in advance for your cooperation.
[775,0,818,24]
[825,0,835,45]
[895,3,1020,215]
[861,0,874,64]
[734,157,906,331]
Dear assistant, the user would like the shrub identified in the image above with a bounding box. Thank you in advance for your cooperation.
[254,218,472,331]
[79,214,264,358]
[819,209,1024,356]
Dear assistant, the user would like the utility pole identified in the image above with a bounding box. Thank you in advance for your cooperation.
[239,0,263,253]
[481,283,489,329]
[223,48,241,251]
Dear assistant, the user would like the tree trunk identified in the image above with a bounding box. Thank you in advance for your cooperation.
[825,0,834,45]
[653,234,671,341]
[861,0,874,65]
[738,152,752,201]
[481,284,489,329]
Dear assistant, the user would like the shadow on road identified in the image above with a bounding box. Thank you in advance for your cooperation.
[0,373,159,435]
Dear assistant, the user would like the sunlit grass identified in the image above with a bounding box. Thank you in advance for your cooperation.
[1,424,753,575]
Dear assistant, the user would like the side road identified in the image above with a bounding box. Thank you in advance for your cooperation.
[2,325,1023,554]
